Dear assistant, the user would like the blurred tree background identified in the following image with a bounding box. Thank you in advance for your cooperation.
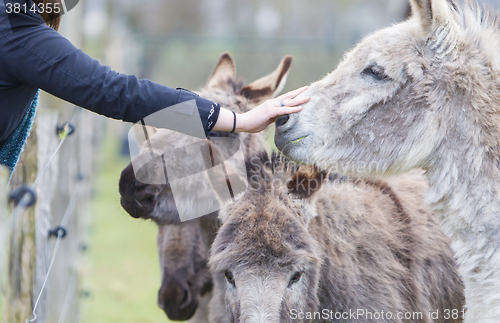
[82,0,412,91]
[70,0,499,323]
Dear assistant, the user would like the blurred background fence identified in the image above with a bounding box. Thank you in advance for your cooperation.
[0,105,102,323]
[86,0,412,93]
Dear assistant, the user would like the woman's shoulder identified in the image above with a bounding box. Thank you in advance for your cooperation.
[0,0,45,36]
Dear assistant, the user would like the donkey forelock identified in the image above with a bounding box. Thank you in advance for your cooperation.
[211,154,321,271]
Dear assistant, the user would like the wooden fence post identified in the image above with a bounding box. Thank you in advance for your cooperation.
[0,166,10,320]
[33,112,60,323]
[4,124,38,323]
[46,108,90,323]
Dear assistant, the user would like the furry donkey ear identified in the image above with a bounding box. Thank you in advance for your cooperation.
[288,166,328,226]
[410,0,458,35]
[207,52,237,89]
[288,166,328,199]
[239,55,293,105]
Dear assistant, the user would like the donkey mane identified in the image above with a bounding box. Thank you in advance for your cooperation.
[439,0,500,70]
[245,152,298,188]
[415,0,500,33]
[245,154,415,236]
[245,152,341,190]
[456,0,500,32]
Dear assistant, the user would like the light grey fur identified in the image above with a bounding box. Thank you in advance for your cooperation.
[275,1,500,321]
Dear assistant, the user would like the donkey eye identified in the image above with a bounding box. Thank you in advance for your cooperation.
[362,65,389,81]
[288,272,303,287]
[224,270,235,287]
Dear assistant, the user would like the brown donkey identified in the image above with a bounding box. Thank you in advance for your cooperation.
[208,153,464,323]
[119,53,292,321]
[274,0,500,321]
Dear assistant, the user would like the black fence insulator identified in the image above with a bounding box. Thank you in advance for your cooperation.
[78,243,88,253]
[56,122,76,137]
[8,185,37,207]
[49,226,68,239]
[77,173,85,182]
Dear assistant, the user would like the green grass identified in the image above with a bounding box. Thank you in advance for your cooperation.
[80,134,171,323]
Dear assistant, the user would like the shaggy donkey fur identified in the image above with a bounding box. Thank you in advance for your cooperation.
[208,153,464,323]
[275,0,500,321]
[119,53,292,321]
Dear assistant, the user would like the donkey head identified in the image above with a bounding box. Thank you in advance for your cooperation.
[156,214,217,321]
[119,52,292,225]
[275,0,500,177]
[209,153,326,323]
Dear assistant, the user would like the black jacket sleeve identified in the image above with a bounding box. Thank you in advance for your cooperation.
[0,0,220,137]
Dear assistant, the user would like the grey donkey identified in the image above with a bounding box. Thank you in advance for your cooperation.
[275,0,500,321]
[119,52,293,321]
[208,152,464,323]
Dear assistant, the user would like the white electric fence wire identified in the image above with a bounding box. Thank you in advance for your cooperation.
[33,107,82,187]
[25,182,82,323]
[57,272,78,323]
[26,235,62,323]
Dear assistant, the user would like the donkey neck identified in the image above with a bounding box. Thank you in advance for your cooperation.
[423,137,500,240]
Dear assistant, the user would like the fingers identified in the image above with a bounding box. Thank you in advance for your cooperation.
[278,96,309,107]
[277,85,309,100]
[272,106,303,117]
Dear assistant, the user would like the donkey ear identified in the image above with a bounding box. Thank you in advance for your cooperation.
[288,166,327,227]
[410,0,457,34]
[287,166,327,199]
[239,55,293,105]
[207,52,237,89]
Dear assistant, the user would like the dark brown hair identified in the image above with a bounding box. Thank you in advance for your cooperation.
[32,0,61,30]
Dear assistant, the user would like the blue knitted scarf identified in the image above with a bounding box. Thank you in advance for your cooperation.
[0,90,39,176]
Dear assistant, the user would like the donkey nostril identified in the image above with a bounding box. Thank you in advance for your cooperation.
[134,180,146,188]
[276,115,290,128]
[179,290,191,308]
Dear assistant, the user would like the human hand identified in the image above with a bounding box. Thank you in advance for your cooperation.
[213,86,309,133]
